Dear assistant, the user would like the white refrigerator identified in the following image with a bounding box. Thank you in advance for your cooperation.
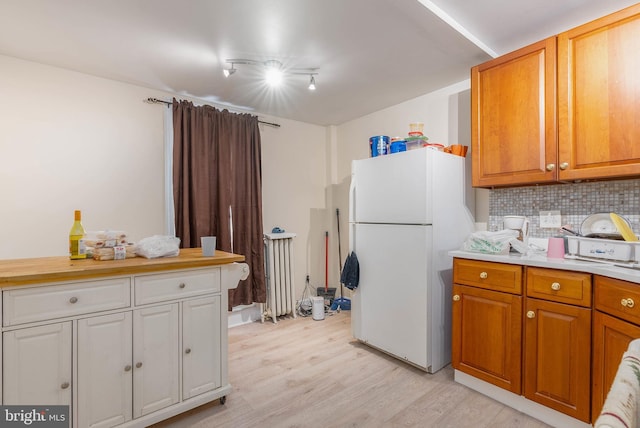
[349,148,475,373]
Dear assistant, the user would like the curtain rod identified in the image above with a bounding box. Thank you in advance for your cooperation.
[145,97,281,128]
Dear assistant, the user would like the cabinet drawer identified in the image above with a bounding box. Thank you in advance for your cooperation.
[453,259,522,294]
[595,275,640,325]
[526,267,591,307]
[3,278,131,326]
[135,268,220,305]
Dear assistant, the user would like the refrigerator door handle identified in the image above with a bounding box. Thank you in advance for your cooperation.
[349,222,356,253]
[348,173,356,223]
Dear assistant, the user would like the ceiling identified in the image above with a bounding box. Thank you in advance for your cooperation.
[0,0,637,126]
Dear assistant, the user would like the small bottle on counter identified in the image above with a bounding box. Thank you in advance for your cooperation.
[69,210,87,259]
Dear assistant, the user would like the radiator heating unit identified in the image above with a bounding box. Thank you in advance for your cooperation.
[262,232,297,323]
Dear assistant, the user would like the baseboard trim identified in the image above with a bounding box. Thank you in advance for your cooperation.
[454,370,592,428]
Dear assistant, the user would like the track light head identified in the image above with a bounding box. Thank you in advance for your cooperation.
[223,64,236,77]
[308,75,316,91]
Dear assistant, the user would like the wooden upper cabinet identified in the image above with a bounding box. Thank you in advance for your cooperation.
[472,38,557,187]
[558,3,640,181]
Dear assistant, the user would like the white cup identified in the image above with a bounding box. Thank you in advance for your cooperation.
[201,236,216,256]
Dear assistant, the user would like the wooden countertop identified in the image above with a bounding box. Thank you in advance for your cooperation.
[0,248,245,287]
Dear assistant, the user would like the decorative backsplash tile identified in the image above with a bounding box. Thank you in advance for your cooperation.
[488,179,640,238]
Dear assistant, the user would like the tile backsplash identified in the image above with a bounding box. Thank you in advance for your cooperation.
[488,179,640,238]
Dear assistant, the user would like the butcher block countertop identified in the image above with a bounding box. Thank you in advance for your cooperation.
[0,248,245,287]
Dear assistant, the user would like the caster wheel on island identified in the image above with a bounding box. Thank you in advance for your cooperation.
[220,396,227,405]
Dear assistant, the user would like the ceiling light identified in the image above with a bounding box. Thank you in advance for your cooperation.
[264,61,283,86]
[224,58,319,90]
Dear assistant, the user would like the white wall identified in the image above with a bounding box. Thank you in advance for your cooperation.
[0,54,328,300]
[0,55,166,259]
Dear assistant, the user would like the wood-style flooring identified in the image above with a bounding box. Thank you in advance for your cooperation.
[152,311,550,427]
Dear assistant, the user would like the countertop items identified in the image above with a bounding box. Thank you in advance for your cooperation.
[449,250,640,285]
[0,248,245,287]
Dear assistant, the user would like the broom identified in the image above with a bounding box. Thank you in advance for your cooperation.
[332,208,350,310]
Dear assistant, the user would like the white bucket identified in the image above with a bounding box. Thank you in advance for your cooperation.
[312,296,325,321]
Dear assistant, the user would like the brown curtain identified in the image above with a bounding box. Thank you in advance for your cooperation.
[172,98,266,309]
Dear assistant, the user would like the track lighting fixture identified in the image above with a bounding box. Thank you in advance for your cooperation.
[223,58,318,90]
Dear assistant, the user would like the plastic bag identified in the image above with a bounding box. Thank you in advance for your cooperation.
[462,229,520,255]
[136,235,181,259]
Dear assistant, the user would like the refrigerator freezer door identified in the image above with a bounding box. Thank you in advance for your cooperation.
[351,222,431,370]
[352,149,432,225]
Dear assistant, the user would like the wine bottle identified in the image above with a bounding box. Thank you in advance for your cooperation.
[69,210,86,260]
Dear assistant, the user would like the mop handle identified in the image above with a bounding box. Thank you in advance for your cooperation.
[336,208,343,273]
[325,231,329,291]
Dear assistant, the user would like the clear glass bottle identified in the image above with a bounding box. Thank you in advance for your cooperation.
[69,210,86,259]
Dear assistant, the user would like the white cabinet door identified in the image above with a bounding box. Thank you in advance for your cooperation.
[182,296,221,399]
[133,304,179,417]
[78,312,133,428]
[3,322,72,405]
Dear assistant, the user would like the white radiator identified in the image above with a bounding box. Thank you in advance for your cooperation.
[262,232,297,323]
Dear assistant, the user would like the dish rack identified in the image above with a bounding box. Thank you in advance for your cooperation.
[566,235,640,267]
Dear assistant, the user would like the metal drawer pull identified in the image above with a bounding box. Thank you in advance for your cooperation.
[479,272,488,279]
[546,163,555,171]
[69,297,78,304]
[453,295,460,302]
[559,162,569,170]
[179,283,186,289]
[622,298,635,308]
[185,348,192,354]
[136,362,143,368]
[551,282,561,291]
[527,311,535,319]
[61,382,70,389]
[124,365,132,372]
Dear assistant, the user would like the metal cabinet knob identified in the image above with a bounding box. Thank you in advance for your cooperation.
[69,297,78,304]
[622,298,635,308]
[124,365,132,372]
[546,163,555,171]
[551,282,561,291]
[136,362,143,368]
[185,348,192,354]
[179,283,186,289]
[61,382,70,389]
[453,295,460,302]
[559,162,569,170]
[527,311,535,319]
[479,272,488,279]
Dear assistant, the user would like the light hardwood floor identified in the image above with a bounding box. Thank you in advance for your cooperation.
[153,311,551,427]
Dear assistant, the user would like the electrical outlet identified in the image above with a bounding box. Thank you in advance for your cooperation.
[540,210,562,229]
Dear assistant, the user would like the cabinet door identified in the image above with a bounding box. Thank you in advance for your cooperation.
[183,296,221,399]
[592,310,640,418]
[133,304,179,417]
[524,298,591,422]
[558,4,640,181]
[471,38,557,187]
[3,322,72,405]
[452,284,522,393]
[78,312,133,428]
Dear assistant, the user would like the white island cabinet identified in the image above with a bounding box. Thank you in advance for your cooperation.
[0,248,248,428]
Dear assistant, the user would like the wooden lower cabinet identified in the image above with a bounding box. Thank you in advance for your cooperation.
[524,298,591,423]
[592,310,640,418]
[452,284,522,393]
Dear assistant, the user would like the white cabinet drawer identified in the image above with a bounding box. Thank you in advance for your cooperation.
[3,278,131,326]
[134,268,220,305]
